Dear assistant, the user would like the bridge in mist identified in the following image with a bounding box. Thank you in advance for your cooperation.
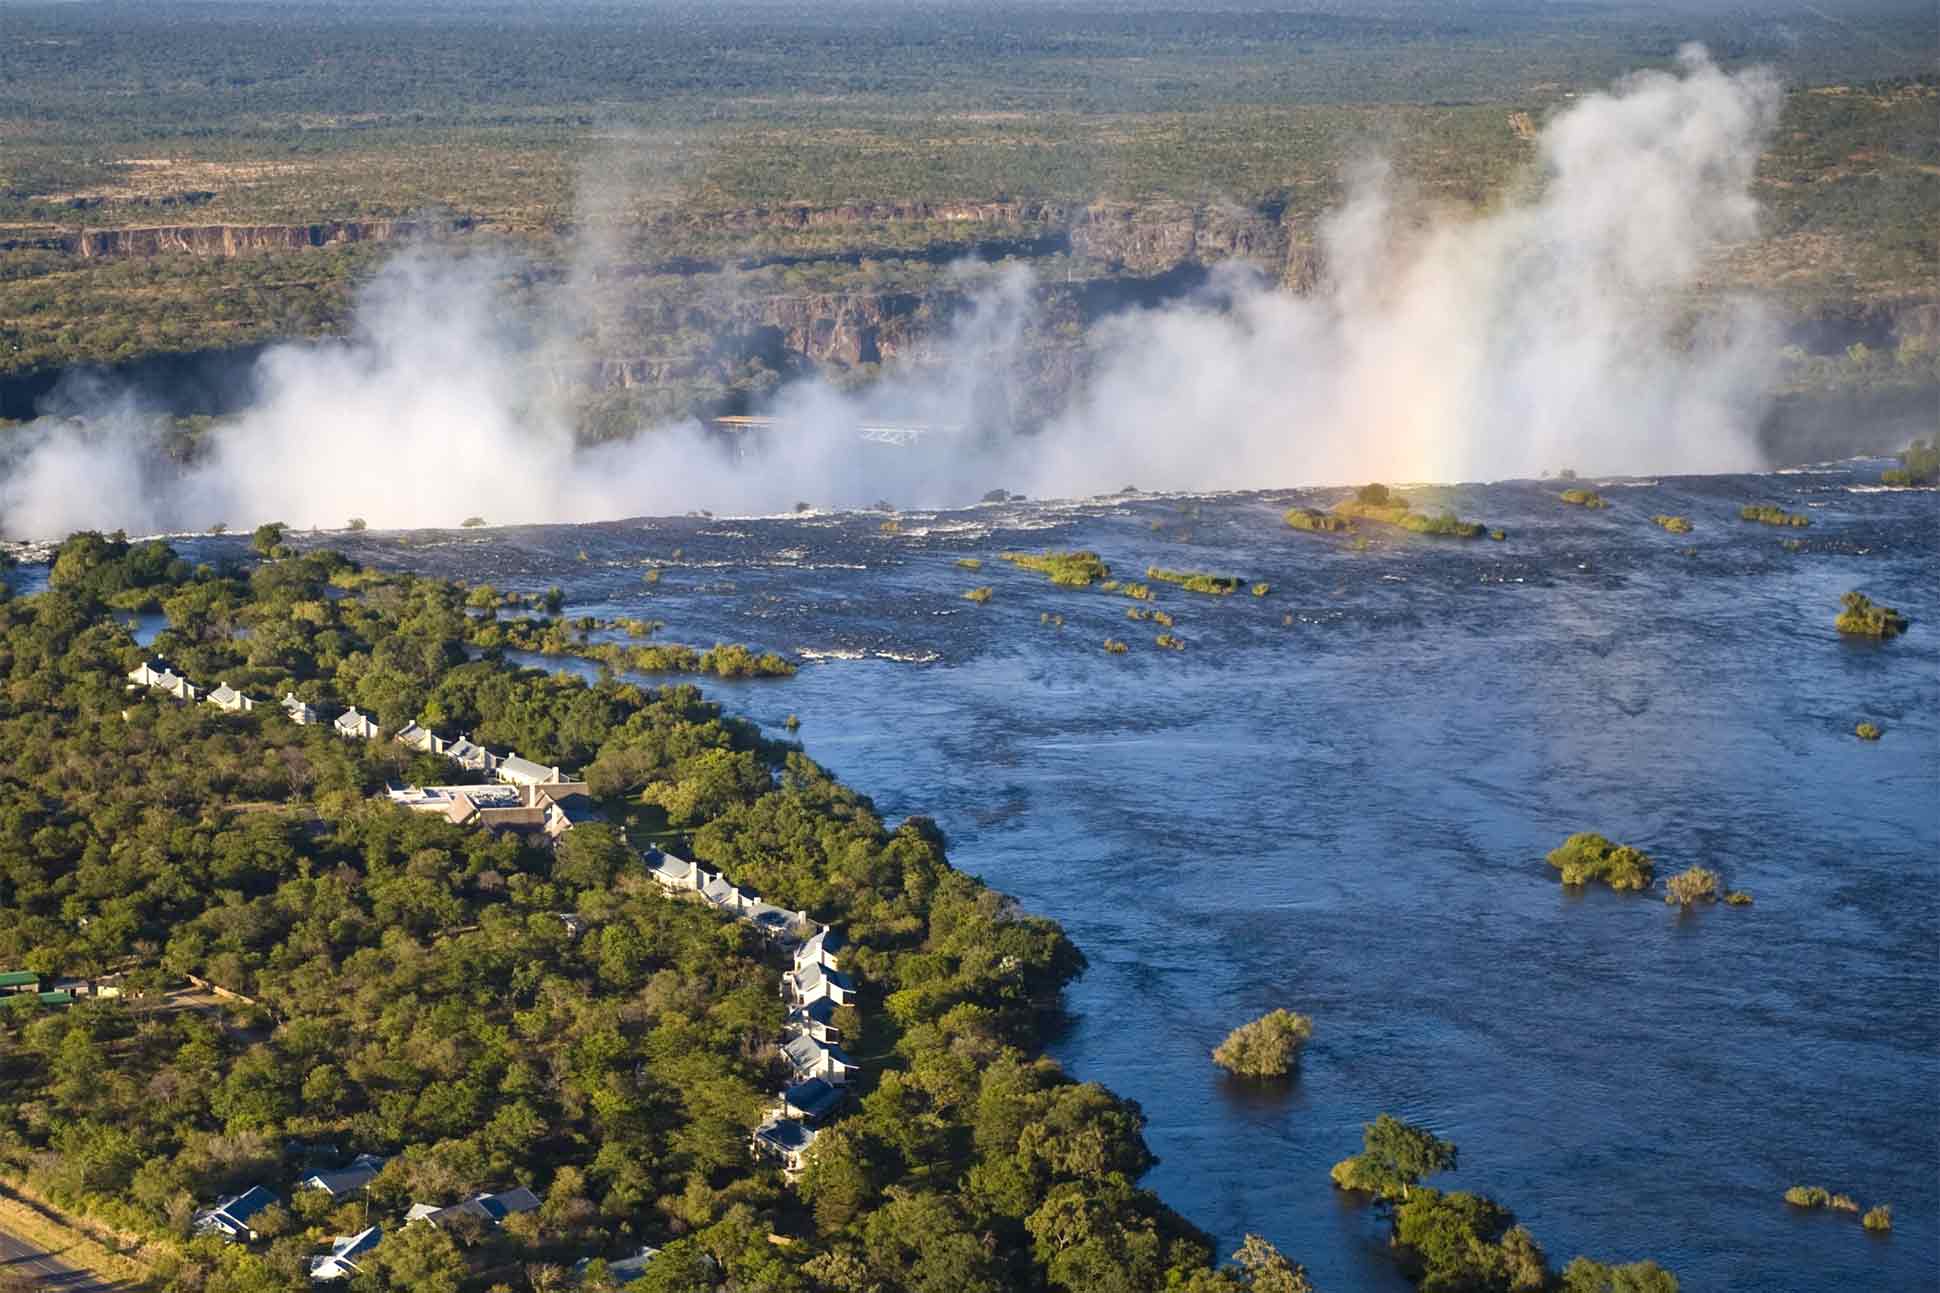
[710,415,958,447]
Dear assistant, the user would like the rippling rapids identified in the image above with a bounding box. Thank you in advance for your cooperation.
[144,463,1940,1289]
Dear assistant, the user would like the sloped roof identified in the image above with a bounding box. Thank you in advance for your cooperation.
[782,1076,843,1121]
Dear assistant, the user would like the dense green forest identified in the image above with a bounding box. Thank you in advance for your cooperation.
[0,534,1323,1291]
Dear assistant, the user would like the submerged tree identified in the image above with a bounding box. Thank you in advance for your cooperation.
[1330,1114,1457,1201]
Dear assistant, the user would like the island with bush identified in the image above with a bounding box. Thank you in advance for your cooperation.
[1001,549,1112,587]
[1330,1114,1680,1291]
[1546,832,1656,892]
[1835,591,1909,638]
[1559,489,1609,508]
[1740,504,1811,527]
[1879,438,1937,486]
[1333,485,1488,539]
[1211,1010,1313,1079]
[1147,567,1243,596]
[0,531,1323,1293]
[1284,508,1352,534]
[1651,515,1694,534]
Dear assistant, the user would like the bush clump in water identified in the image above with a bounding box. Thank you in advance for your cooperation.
[955,557,983,570]
[1784,1186,1829,1209]
[1740,504,1809,527]
[1102,637,1128,654]
[1548,833,1655,891]
[1333,484,1489,538]
[1862,1205,1892,1232]
[1652,514,1693,533]
[1004,549,1111,587]
[1829,1194,1859,1213]
[1126,607,1152,621]
[1855,721,1883,741]
[1148,566,1242,595]
[1156,633,1185,651]
[1251,582,1271,597]
[1665,865,1720,907]
[1836,592,1908,639]
[1330,1114,1457,1200]
[1725,890,1753,906]
[1560,488,1609,508]
[1211,1009,1314,1078]
[1880,438,1937,486]
[962,586,992,604]
[1285,507,1352,533]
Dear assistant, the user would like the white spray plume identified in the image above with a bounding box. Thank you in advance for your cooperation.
[0,47,1784,539]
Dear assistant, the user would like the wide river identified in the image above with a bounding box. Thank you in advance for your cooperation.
[97,465,1940,1289]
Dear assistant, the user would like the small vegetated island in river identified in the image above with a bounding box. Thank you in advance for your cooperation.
[1212,1009,1313,1078]
[1547,832,1655,891]
[1880,437,1937,486]
[1147,566,1243,595]
[1651,514,1694,533]
[0,531,1332,1293]
[1329,1115,1677,1291]
[1284,507,1353,534]
[1559,489,1609,508]
[1331,484,1489,538]
[1835,590,1909,638]
[1000,548,1111,587]
[1740,503,1811,527]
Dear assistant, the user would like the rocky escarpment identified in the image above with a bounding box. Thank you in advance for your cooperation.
[42,217,473,258]
[640,197,1315,285]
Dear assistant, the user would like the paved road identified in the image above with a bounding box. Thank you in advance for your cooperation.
[0,1222,122,1290]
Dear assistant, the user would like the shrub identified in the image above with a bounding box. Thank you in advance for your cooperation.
[1547,833,1655,891]
[1489,529,1507,541]
[1829,1194,1858,1213]
[1784,1186,1829,1208]
[1155,633,1185,651]
[1356,482,1393,506]
[1664,865,1720,907]
[880,519,902,535]
[1855,722,1882,741]
[346,517,368,532]
[1836,592,1908,639]
[1651,514,1693,533]
[955,557,983,570]
[1102,637,1128,654]
[1153,610,1175,627]
[1560,489,1608,508]
[962,586,992,604]
[1211,1009,1313,1078]
[1284,507,1351,533]
[1725,891,1753,906]
[1003,550,1111,587]
[1251,583,1270,597]
[460,516,487,528]
[1118,582,1153,600]
[1862,1205,1891,1232]
[1147,566,1241,595]
[1398,511,1486,538]
[1740,504,1809,527]
[1880,437,1937,486]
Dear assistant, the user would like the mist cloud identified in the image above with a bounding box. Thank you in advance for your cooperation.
[0,46,1784,539]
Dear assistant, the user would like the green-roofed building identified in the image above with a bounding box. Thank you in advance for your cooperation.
[36,991,74,1007]
[0,971,39,993]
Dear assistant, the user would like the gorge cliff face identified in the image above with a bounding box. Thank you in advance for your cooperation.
[62,218,472,258]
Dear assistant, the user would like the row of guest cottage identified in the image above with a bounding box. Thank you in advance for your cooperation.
[131,655,857,1278]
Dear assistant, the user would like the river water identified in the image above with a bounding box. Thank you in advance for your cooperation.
[53,465,1940,1290]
